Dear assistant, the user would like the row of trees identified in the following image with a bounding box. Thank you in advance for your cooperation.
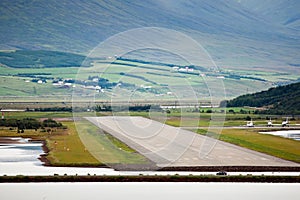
[0,118,63,133]
[94,104,162,112]
[28,107,72,112]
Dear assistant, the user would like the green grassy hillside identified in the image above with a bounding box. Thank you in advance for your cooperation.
[225,82,300,114]
[0,50,296,100]
[0,50,86,68]
[0,1,299,101]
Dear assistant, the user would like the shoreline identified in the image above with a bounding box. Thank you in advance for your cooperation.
[0,175,300,183]
[39,137,300,173]
[39,140,109,168]
[39,140,50,165]
[2,137,300,172]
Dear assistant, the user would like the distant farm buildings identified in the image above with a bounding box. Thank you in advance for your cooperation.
[172,66,194,73]
[52,79,75,88]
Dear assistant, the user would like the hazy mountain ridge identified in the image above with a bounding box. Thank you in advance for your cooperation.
[0,0,299,67]
[237,0,300,30]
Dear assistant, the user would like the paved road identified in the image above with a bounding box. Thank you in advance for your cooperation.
[85,116,300,168]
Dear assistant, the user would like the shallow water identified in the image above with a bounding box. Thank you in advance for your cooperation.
[0,138,300,176]
[0,140,118,176]
[1,182,299,200]
[259,130,300,141]
[0,143,43,162]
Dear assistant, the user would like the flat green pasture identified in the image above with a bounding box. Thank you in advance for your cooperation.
[0,65,79,78]
[0,127,48,139]
[0,59,294,99]
[0,119,149,166]
[229,68,299,83]
[0,122,101,166]
[4,112,73,119]
[46,121,101,166]
[1,110,300,166]
[75,120,150,165]
[198,128,300,163]
[0,76,73,96]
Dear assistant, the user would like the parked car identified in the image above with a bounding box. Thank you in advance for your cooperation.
[216,171,227,175]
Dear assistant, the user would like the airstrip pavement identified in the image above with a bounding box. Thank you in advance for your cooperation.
[85,116,300,168]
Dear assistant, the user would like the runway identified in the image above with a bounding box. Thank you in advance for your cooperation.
[85,116,300,168]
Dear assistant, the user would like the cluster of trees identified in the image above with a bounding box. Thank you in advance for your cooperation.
[94,104,162,112]
[223,82,300,115]
[0,118,62,133]
[75,77,117,89]
[187,108,252,114]
[97,78,117,89]
[94,104,112,112]
[86,75,140,89]
[127,105,162,112]
[221,74,266,82]
[42,118,63,128]
[52,79,75,84]
[31,79,47,83]
[29,107,72,112]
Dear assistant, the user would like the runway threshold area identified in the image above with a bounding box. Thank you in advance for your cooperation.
[85,116,300,168]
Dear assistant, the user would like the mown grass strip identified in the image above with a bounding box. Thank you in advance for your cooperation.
[197,129,300,163]
[45,121,103,167]
[75,120,150,165]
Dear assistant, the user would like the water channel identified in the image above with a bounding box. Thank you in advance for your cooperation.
[1,137,299,200]
[0,137,299,176]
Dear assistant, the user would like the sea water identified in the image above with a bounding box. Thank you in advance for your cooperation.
[0,139,299,200]
[0,138,300,176]
[1,182,299,200]
[259,130,300,141]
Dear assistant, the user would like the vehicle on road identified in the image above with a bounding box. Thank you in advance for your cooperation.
[216,171,227,176]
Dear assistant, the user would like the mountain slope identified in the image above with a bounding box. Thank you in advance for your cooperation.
[0,0,299,68]
[225,82,300,114]
[237,0,300,30]
[0,50,86,68]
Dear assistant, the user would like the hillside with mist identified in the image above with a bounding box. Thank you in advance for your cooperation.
[0,0,299,68]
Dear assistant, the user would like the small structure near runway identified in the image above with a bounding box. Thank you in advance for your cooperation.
[0,109,25,119]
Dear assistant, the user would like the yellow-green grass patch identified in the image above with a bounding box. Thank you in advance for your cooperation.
[75,120,150,165]
[45,121,101,166]
[198,128,300,163]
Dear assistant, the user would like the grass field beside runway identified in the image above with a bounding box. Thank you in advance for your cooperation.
[1,110,300,167]
[74,119,150,165]
[197,128,300,163]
